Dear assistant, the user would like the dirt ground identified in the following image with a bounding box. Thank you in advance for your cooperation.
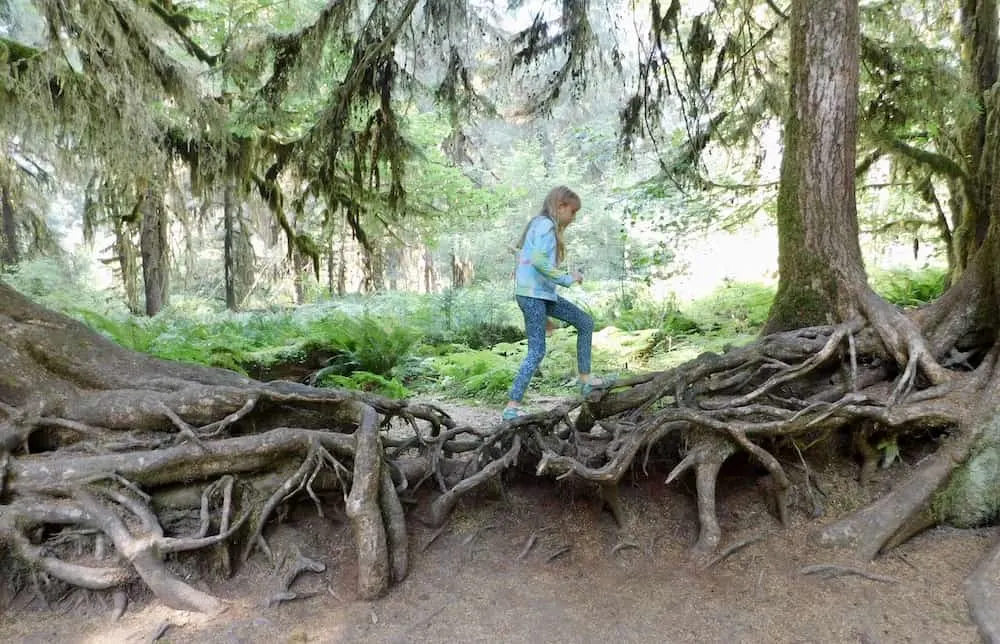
[0,400,995,644]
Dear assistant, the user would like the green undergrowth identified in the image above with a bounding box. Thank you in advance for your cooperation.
[6,259,949,403]
[869,266,947,308]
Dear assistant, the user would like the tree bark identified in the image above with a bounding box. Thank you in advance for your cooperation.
[763,0,865,334]
[423,246,436,293]
[113,215,142,315]
[223,181,237,311]
[345,405,389,599]
[139,186,170,317]
[336,213,348,295]
[293,251,308,305]
[953,0,1000,275]
[0,183,18,267]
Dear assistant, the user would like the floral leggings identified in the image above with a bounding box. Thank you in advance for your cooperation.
[509,295,594,402]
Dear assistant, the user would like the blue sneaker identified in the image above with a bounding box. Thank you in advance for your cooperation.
[502,406,528,421]
[579,375,617,398]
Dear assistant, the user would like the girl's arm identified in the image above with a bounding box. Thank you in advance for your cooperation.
[528,224,574,287]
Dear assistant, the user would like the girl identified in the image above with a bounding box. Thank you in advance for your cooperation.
[503,185,613,421]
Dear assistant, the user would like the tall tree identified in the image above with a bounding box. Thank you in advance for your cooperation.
[223,179,239,311]
[139,184,170,316]
[752,3,1000,636]
[0,180,17,267]
[953,0,1000,273]
[764,0,865,333]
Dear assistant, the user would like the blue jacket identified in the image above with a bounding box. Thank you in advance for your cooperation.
[514,215,573,301]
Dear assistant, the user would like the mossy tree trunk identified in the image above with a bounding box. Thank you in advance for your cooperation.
[0,181,17,268]
[952,0,1000,277]
[763,0,865,334]
[224,180,238,311]
[112,213,142,316]
[139,184,170,317]
[757,2,1000,637]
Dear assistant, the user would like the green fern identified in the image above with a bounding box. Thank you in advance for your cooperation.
[317,371,411,399]
[307,313,419,378]
[870,267,947,307]
[430,349,517,401]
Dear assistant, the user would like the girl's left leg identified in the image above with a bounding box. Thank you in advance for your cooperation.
[507,296,549,407]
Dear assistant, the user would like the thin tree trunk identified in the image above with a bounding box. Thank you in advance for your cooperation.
[764,0,864,333]
[423,246,435,293]
[223,182,237,311]
[293,252,307,305]
[140,187,169,317]
[113,216,141,315]
[365,246,383,293]
[337,216,348,295]
[327,236,335,297]
[1,183,18,267]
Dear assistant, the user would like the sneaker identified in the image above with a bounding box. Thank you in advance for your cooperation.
[579,375,617,398]
[502,406,529,421]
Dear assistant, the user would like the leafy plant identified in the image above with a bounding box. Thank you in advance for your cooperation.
[870,267,947,307]
[596,282,684,332]
[307,312,419,378]
[429,349,517,402]
[316,371,411,399]
[415,285,524,349]
[661,310,702,335]
[684,280,775,335]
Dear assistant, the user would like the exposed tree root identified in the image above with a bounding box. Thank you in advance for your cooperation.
[815,443,958,560]
[800,564,898,584]
[965,533,1000,643]
[263,550,326,607]
[2,280,998,623]
[701,533,767,569]
[666,431,738,554]
[345,405,390,599]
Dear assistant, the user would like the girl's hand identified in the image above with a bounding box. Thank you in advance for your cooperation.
[571,270,584,284]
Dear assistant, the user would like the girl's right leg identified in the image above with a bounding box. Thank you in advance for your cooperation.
[547,295,594,375]
[508,295,548,405]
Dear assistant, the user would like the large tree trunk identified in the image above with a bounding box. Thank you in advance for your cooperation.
[763,0,864,334]
[766,0,951,389]
[953,0,1000,276]
[139,186,170,317]
[752,15,1000,637]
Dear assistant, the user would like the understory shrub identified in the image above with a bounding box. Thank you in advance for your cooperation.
[305,312,419,378]
[870,266,947,307]
[683,280,775,335]
[429,348,518,402]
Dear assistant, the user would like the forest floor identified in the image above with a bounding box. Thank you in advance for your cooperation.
[0,398,994,644]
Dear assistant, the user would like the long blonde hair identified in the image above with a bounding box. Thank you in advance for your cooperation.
[514,185,580,264]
